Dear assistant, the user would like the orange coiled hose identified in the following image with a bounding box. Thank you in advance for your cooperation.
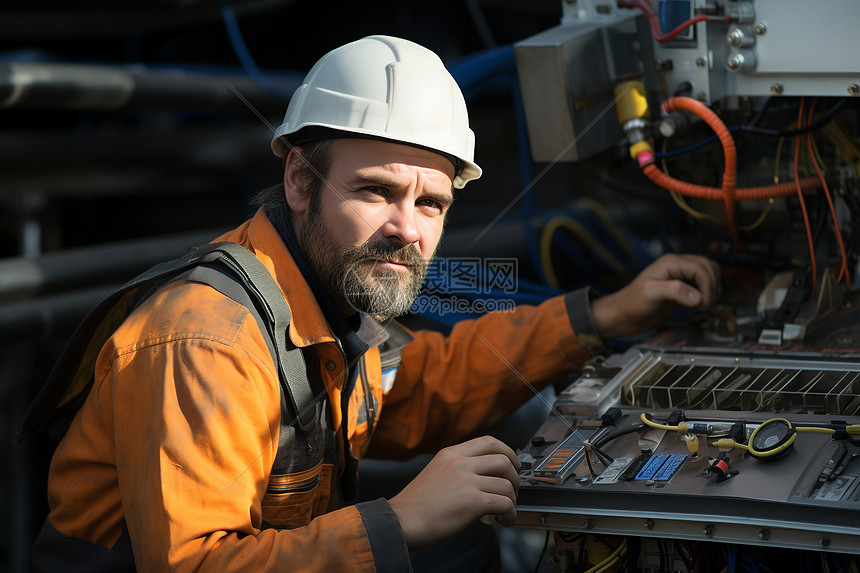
[640,163,822,201]
[636,96,823,249]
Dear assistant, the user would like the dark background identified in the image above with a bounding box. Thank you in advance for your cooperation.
[0,2,572,571]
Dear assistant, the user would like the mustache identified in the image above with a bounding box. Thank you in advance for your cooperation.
[350,238,426,268]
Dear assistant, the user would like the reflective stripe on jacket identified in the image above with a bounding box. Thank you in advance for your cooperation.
[37,208,596,572]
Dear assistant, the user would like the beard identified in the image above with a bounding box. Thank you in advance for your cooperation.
[298,207,430,321]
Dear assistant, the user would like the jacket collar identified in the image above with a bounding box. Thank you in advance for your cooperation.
[243,205,390,359]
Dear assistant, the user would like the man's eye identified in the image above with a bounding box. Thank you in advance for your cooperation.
[418,199,445,212]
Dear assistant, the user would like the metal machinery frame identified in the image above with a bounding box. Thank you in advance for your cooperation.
[513,0,860,569]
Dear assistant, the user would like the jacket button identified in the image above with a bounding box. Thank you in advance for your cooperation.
[325,360,337,371]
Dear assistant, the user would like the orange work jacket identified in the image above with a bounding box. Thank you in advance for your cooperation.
[35,208,598,572]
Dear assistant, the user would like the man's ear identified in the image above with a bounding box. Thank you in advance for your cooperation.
[283,147,311,214]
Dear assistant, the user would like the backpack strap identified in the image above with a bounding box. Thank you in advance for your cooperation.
[182,244,317,433]
[18,242,316,441]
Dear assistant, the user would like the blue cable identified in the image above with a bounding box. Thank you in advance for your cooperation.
[447,45,515,90]
[220,3,294,100]
[512,78,551,285]
[655,125,745,159]
[448,45,553,286]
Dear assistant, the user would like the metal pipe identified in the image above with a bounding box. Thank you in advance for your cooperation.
[0,228,227,302]
[0,284,119,343]
[0,62,300,112]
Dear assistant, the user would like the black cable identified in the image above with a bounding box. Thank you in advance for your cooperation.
[532,530,550,573]
[586,450,601,477]
[749,97,774,127]
[579,534,588,568]
[575,161,672,202]
[657,537,667,573]
[590,443,615,465]
[593,424,645,449]
[674,540,695,572]
[557,532,585,543]
[740,99,847,138]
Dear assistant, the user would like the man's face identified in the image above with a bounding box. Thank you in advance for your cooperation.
[292,138,455,320]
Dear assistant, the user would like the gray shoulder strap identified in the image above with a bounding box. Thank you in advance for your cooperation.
[188,243,317,434]
[19,241,316,441]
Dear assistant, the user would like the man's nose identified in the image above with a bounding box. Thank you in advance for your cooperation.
[379,200,420,246]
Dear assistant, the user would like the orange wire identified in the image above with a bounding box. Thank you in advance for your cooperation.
[641,165,821,200]
[793,97,817,294]
[807,97,850,290]
[636,96,826,253]
[665,97,742,249]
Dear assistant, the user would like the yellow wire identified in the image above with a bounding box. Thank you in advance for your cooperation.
[661,139,774,231]
[822,120,860,179]
[712,437,749,451]
[810,134,828,174]
[590,555,623,573]
[578,197,637,263]
[737,198,775,232]
[774,136,785,184]
[663,139,723,223]
[797,426,835,434]
[670,190,722,222]
[539,215,630,288]
[640,412,679,432]
[583,539,627,573]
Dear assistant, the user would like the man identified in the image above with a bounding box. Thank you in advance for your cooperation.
[31,36,718,571]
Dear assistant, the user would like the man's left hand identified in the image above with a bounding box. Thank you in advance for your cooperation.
[591,253,720,341]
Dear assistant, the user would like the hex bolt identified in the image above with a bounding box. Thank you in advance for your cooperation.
[848,84,860,96]
[538,514,551,526]
[644,519,655,530]
[819,536,831,547]
[758,529,770,540]
[727,28,743,46]
[702,524,715,537]
[584,518,595,530]
[754,23,766,35]
[726,54,744,71]
[696,57,707,67]
[771,83,784,95]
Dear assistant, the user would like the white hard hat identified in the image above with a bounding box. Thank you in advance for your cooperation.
[271,35,482,189]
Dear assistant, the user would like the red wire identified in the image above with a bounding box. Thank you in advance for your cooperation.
[807,97,850,290]
[617,0,719,43]
[793,97,817,294]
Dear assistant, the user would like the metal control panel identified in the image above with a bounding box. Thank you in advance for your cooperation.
[516,406,860,553]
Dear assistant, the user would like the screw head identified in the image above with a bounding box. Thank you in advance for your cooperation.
[703,524,715,537]
[819,536,831,547]
[727,29,743,46]
[759,529,770,540]
[754,23,767,35]
[696,57,707,67]
[538,514,551,525]
[771,83,784,95]
[584,518,595,529]
[848,84,860,96]
[644,519,655,530]
[727,54,744,71]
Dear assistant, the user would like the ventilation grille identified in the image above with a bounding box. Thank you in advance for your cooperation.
[620,353,860,415]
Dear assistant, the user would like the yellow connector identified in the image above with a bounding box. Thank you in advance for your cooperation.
[629,140,653,160]
[615,81,649,124]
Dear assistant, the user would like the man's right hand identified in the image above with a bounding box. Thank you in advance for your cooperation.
[388,435,521,550]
